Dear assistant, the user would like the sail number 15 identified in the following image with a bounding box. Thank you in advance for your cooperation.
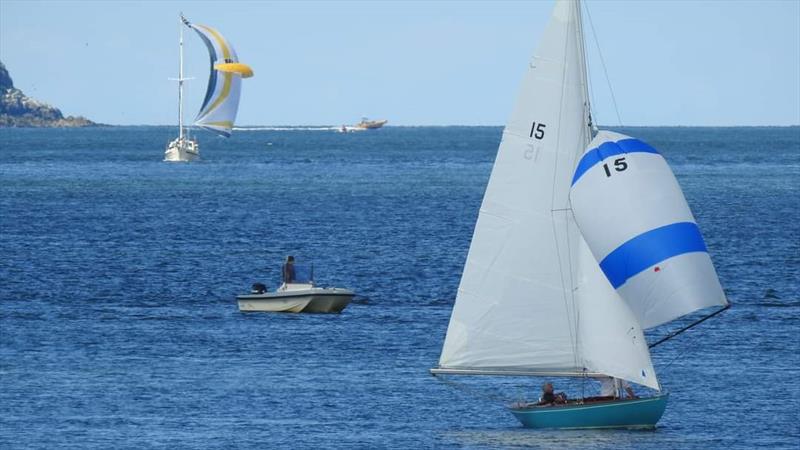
[603,157,628,177]
[529,122,546,140]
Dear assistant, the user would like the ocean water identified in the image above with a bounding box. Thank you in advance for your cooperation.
[1,126,798,449]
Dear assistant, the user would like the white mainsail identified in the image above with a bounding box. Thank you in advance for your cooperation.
[437,0,590,374]
[436,0,661,390]
[570,131,729,329]
[184,17,253,137]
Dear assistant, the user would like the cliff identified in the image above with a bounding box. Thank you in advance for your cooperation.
[0,61,97,127]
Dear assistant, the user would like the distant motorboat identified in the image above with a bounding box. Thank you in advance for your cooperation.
[165,14,253,162]
[237,264,354,313]
[355,117,388,129]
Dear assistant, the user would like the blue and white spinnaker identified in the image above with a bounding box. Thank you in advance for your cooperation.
[570,131,728,329]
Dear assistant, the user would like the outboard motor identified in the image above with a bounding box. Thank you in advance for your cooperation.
[251,283,267,294]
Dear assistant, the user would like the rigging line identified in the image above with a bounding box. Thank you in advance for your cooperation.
[648,304,731,349]
[658,335,691,375]
[567,2,596,371]
[548,3,580,373]
[576,0,596,132]
[584,34,599,127]
[583,0,623,127]
[655,305,727,383]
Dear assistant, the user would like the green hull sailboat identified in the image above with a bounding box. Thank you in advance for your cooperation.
[431,0,728,430]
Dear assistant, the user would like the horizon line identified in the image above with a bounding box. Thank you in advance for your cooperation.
[60,123,800,128]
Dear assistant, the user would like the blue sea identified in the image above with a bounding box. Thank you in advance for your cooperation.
[1,126,798,449]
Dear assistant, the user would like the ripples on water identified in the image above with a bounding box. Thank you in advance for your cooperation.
[1,126,798,448]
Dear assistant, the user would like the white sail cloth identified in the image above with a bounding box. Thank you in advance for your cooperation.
[570,131,728,329]
[576,238,658,389]
[437,1,659,390]
[187,22,244,137]
[438,0,588,374]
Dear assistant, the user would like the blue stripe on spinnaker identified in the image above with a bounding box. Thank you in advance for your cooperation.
[600,222,707,289]
[197,125,231,138]
[193,28,218,116]
[571,138,659,186]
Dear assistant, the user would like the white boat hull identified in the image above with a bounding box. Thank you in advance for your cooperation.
[355,119,387,129]
[164,137,199,162]
[237,288,354,313]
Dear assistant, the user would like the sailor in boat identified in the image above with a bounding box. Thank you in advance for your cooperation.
[250,282,267,294]
[282,255,296,283]
[596,376,638,400]
[537,382,567,406]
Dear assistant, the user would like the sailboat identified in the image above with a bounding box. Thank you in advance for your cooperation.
[164,14,254,162]
[430,0,729,430]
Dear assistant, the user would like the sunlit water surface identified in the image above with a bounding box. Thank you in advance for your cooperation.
[1,126,798,448]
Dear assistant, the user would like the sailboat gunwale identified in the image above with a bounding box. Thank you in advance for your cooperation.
[509,392,670,430]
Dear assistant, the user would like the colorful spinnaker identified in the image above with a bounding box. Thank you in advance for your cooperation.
[183,15,253,137]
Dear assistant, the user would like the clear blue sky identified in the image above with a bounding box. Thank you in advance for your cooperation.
[1,0,798,126]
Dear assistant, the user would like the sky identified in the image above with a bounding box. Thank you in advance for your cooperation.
[1,0,798,126]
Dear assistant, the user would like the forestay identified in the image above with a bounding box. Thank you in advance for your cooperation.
[570,131,729,329]
[186,19,250,137]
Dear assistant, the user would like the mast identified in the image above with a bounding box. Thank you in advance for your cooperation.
[574,0,593,137]
[178,14,184,141]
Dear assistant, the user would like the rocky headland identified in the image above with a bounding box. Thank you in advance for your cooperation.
[0,61,97,127]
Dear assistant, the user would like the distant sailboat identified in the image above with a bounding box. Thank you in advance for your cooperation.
[430,0,729,429]
[165,14,253,162]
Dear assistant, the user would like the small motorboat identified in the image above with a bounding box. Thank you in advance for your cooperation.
[508,393,669,430]
[237,283,355,313]
[354,117,387,129]
[237,262,354,313]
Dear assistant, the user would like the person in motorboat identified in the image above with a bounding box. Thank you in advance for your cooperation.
[282,255,296,283]
[250,283,267,294]
[538,382,567,406]
[596,376,638,400]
